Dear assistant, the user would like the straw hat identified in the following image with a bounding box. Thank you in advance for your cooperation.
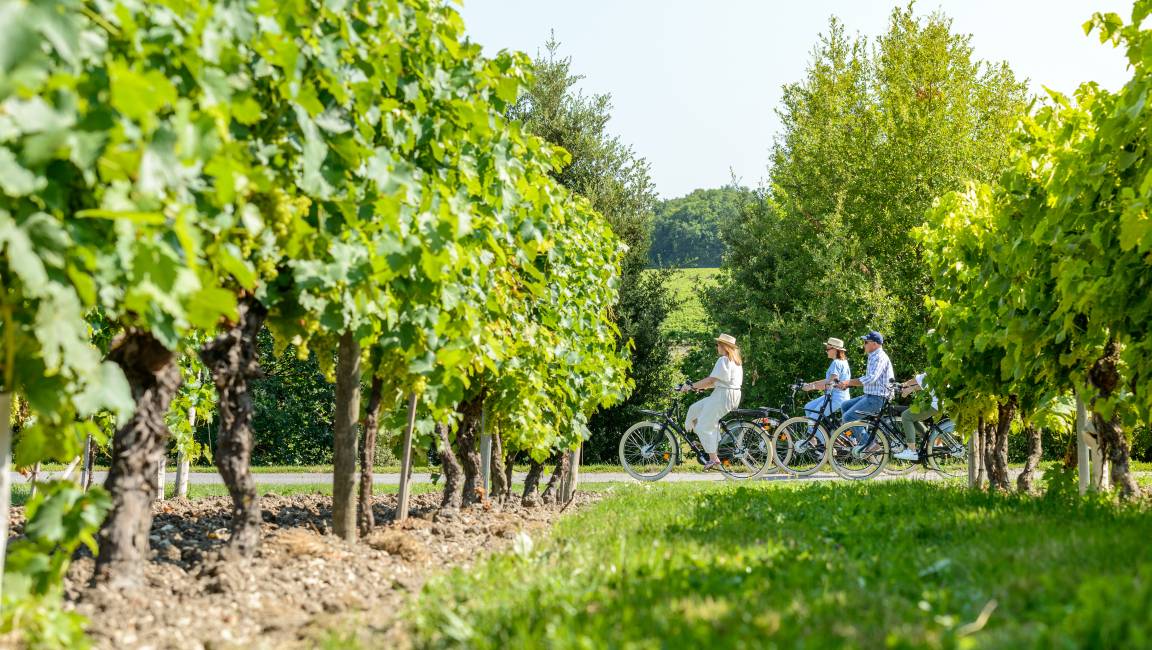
[715,333,737,347]
[823,337,846,351]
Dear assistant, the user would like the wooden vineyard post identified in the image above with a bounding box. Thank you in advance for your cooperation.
[174,406,194,499]
[156,457,165,501]
[479,406,491,495]
[395,393,418,522]
[29,461,41,498]
[80,434,93,490]
[560,444,581,503]
[59,456,81,482]
[1076,393,1091,495]
[967,434,976,488]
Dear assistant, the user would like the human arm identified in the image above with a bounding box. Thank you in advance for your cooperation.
[679,376,718,392]
[678,358,726,392]
[900,380,922,397]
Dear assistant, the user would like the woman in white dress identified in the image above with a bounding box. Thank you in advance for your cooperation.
[678,333,744,470]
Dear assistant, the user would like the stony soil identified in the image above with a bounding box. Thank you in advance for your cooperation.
[42,492,594,649]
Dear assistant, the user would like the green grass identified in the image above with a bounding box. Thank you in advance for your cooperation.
[403,480,1152,649]
[657,267,720,337]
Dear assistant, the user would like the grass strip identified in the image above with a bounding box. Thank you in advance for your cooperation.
[405,479,1152,649]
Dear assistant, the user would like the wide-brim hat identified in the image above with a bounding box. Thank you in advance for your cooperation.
[715,333,737,347]
[823,337,846,351]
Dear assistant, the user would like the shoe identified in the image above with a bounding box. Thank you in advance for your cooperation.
[893,448,919,461]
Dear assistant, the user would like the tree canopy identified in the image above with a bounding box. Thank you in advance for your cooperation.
[706,5,1028,406]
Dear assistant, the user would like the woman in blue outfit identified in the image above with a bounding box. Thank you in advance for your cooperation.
[798,337,851,438]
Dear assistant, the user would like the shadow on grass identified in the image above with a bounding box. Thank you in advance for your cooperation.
[407,480,1152,649]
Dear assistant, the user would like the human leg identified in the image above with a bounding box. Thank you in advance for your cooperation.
[842,395,884,444]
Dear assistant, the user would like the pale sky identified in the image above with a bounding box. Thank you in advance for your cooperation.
[456,1,1135,198]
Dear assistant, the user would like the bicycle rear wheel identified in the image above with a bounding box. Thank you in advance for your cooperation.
[926,429,967,478]
[770,417,828,476]
[880,417,921,475]
[828,421,889,480]
[619,422,677,481]
[717,421,773,478]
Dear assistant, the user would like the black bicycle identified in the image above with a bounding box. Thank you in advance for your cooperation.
[827,379,966,480]
[881,408,967,478]
[770,381,842,476]
[618,391,774,481]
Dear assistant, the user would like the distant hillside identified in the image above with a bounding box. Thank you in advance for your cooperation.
[649,187,751,268]
[658,267,720,337]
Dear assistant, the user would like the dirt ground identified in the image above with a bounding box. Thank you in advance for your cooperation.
[40,492,595,649]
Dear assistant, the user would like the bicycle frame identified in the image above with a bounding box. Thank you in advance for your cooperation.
[640,394,712,465]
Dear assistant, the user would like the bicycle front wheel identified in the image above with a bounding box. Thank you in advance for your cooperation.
[770,417,828,476]
[828,421,889,480]
[926,429,967,478]
[717,421,773,479]
[619,422,677,481]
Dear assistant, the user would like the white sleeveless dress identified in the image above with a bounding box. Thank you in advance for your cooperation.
[685,356,743,454]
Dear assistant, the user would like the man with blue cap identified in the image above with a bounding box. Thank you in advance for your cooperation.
[835,331,894,444]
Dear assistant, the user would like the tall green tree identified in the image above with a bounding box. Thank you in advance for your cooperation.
[708,6,1027,407]
[509,38,674,460]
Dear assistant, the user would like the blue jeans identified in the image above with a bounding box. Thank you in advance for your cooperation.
[803,394,846,443]
[840,395,885,442]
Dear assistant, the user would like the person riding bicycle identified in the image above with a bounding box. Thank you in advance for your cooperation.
[834,331,894,446]
[798,337,851,441]
[678,333,744,470]
[895,371,940,461]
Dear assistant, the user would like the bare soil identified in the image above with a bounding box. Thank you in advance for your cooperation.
[47,492,593,649]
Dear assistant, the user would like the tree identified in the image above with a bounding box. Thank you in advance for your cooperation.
[708,6,1027,408]
[508,37,674,460]
[650,187,750,268]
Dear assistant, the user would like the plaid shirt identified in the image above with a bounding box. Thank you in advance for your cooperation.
[860,347,894,398]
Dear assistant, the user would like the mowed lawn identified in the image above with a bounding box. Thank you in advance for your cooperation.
[405,480,1152,649]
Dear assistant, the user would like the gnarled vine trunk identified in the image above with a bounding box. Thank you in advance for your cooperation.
[358,375,384,537]
[96,330,182,585]
[540,453,569,505]
[1016,424,1042,493]
[984,397,1016,491]
[199,297,267,557]
[489,431,507,503]
[437,422,463,513]
[332,331,361,542]
[972,416,986,488]
[522,458,545,507]
[503,449,517,500]
[455,392,485,507]
[1089,338,1141,498]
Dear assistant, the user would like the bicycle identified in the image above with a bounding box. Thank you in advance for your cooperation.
[885,413,967,477]
[770,381,842,476]
[618,390,774,481]
[827,379,966,480]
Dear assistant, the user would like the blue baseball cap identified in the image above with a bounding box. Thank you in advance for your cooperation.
[861,331,884,345]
